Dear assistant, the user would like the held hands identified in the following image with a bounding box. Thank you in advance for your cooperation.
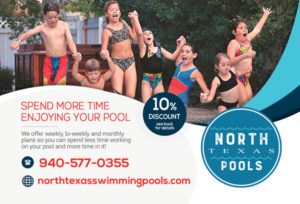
[200,93,208,103]
[72,52,82,62]
[263,7,272,16]
[128,10,138,19]
[177,36,186,48]
[10,40,20,50]
[100,50,111,60]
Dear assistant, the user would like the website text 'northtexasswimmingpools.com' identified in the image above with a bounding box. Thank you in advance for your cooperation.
[36,176,191,188]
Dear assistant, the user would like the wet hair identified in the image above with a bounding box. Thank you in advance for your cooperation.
[85,59,101,72]
[214,53,230,72]
[184,43,198,54]
[44,2,59,15]
[232,16,246,31]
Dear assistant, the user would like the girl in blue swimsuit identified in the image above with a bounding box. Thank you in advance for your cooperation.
[101,0,138,98]
[130,11,185,103]
[201,53,238,113]
[168,43,209,107]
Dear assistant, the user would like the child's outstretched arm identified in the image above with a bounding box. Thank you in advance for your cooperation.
[128,11,138,42]
[201,77,219,103]
[247,7,272,41]
[162,36,186,61]
[175,36,186,66]
[71,53,85,83]
[100,50,115,82]
[10,25,42,50]
[64,22,78,57]
[100,29,111,59]
[130,11,146,58]
[123,12,138,42]
[193,70,209,95]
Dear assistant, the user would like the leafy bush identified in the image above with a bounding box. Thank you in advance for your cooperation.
[0,67,14,94]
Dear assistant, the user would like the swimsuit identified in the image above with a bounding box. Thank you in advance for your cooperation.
[142,73,162,89]
[235,40,252,86]
[237,72,251,87]
[43,54,69,85]
[218,99,238,109]
[168,62,197,106]
[111,56,135,71]
[105,23,134,71]
[235,39,252,57]
[141,46,163,89]
[216,71,238,109]
[105,23,130,44]
[216,70,238,92]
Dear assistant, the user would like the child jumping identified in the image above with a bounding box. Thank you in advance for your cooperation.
[10,2,79,85]
[72,51,115,89]
[227,7,272,106]
[201,53,238,113]
[129,10,185,103]
[168,43,209,107]
[100,0,138,98]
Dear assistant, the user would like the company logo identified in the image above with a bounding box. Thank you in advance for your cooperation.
[201,108,281,187]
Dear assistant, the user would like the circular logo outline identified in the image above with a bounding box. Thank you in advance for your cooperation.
[143,92,186,136]
[201,107,282,188]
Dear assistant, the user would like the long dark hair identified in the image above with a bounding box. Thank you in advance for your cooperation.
[184,43,198,54]
[232,16,246,31]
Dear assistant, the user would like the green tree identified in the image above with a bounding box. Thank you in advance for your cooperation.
[66,0,104,18]
[22,0,298,103]
[1,0,72,43]
[1,0,43,43]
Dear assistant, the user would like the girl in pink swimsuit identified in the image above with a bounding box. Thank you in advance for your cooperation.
[227,7,272,106]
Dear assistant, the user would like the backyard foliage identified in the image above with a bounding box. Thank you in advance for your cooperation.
[67,0,299,98]
[1,0,72,43]
[1,0,43,43]
[0,67,14,94]
[2,0,299,103]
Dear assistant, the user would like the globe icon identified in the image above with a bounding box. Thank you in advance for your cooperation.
[22,175,34,187]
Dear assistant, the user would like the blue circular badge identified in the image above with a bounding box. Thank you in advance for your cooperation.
[22,156,34,169]
[143,93,186,136]
[201,108,281,187]
[22,175,34,187]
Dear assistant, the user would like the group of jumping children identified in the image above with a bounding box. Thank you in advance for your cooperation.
[10,1,272,114]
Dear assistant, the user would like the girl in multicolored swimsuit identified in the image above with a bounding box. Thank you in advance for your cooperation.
[227,7,272,106]
[168,43,209,107]
[101,0,138,98]
[201,53,238,113]
[130,11,185,103]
